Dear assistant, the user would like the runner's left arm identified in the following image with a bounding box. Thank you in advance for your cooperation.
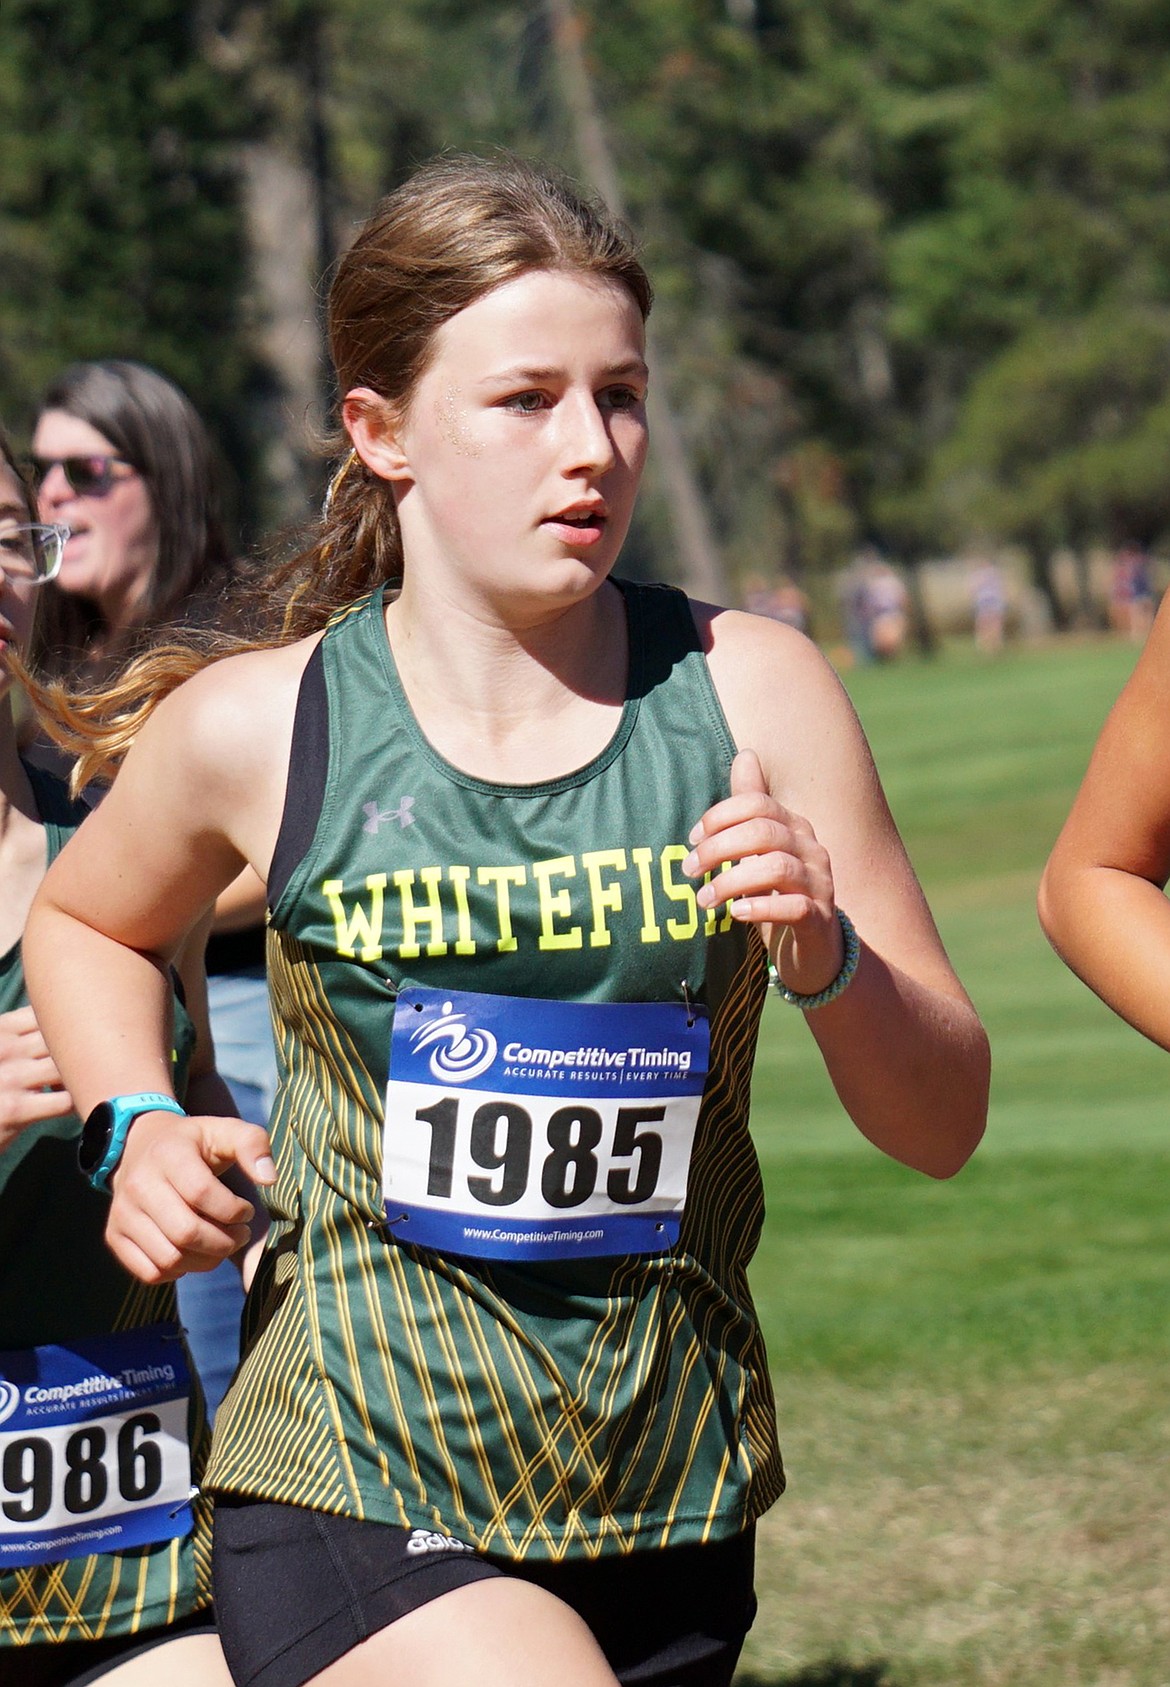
[695,606,989,1178]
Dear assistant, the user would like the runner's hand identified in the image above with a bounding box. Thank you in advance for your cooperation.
[107,1110,276,1284]
[0,1004,74,1151]
[684,748,844,995]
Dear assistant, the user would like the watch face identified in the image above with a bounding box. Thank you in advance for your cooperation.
[78,1101,116,1177]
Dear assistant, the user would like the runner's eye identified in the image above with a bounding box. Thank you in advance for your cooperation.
[502,391,548,414]
[0,527,34,560]
[601,386,643,412]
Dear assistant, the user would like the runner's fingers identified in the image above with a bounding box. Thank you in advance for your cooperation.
[684,817,811,882]
[0,1053,63,1093]
[727,890,828,927]
[199,1116,277,1187]
[106,1206,197,1282]
[168,1162,255,1229]
[0,1032,52,1066]
[697,843,833,906]
[688,790,802,848]
[0,1009,56,1066]
[116,1151,254,1231]
[106,1230,179,1286]
[0,1072,74,1135]
[111,1185,249,1277]
[14,1086,76,1123]
[0,1004,40,1037]
[13,1052,66,1090]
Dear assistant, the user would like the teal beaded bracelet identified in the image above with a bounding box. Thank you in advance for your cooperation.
[768,909,860,1009]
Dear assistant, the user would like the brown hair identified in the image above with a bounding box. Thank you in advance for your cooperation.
[28,153,652,788]
[33,359,232,680]
[0,428,36,527]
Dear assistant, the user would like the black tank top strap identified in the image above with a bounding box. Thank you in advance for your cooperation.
[268,639,330,909]
[22,758,90,846]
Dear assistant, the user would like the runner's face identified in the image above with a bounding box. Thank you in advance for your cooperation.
[0,463,37,694]
[360,269,649,613]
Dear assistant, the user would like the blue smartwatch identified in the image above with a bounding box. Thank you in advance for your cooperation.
[79,1092,187,1192]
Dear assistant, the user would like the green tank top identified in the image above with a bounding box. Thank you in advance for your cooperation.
[0,762,211,1645]
[209,579,784,1558]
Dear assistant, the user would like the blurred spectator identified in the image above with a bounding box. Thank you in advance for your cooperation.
[863,555,910,662]
[743,570,811,634]
[1109,542,1158,644]
[970,559,1008,654]
[837,555,875,664]
[837,548,910,664]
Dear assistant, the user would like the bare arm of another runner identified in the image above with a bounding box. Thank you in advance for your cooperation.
[1039,591,1170,1048]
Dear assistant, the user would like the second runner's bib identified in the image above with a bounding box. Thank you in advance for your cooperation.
[0,1324,193,1568]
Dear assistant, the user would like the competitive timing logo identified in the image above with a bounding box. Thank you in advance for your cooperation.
[410,1000,497,1084]
[0,1380,19,1426]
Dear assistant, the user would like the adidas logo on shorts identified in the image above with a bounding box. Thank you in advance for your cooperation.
[405,1528,476,1556]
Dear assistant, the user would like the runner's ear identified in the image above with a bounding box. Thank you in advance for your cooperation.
[343,388,412,484]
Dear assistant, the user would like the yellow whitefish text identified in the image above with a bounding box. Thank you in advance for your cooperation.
[322,846,733,963]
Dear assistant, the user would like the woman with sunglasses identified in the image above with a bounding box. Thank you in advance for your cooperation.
[0,430,233,1685]
[31,361,232,684]
[30,362,272,1424]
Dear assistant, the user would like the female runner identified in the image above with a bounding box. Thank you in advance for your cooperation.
[0,434,231,1684]
[1039,592,1170,1038]
[24,155,990,1687]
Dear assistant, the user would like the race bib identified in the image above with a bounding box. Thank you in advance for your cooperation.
[383,986,709,1261]
[0,1325,193,1569]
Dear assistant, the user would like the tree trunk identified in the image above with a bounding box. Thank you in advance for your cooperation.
[1070,546,1106,629]
[1023,534,1070,631]
[544,0,729,604]
[904,556,939,656]
[240,142,328,525]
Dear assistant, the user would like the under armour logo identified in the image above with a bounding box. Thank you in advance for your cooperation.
[363,797,416,834]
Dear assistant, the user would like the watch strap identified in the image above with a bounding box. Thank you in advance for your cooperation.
[81,1092,187,1192]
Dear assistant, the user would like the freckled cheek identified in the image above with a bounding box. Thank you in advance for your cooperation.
[436,403,486,460]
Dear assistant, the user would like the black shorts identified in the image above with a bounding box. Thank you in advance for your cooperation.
[3,1610,218,1687]
[213,1497,756,1687]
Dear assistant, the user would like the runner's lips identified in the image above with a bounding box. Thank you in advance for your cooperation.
[544,505,608,534]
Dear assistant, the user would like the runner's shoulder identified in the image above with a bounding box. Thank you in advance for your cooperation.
[142,634,322,782]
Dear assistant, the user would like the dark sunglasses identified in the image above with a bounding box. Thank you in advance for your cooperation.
[28,454,136,497]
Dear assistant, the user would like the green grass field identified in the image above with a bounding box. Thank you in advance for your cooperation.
[736,638,1170,1687]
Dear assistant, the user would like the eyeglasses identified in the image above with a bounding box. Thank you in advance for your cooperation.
[0,522,70,584]
[28,454,135,497]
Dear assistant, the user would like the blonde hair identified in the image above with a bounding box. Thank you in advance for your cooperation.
[29,153,652,790]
